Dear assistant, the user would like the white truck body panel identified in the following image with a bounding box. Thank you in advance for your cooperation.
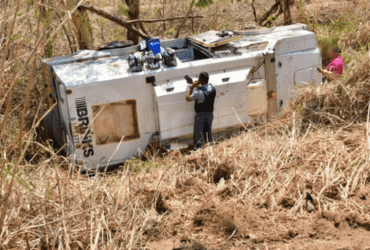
[155,68,253,140]
[275,47,322,109]
[42,23,322,170]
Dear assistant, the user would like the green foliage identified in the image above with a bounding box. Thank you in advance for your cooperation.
[298,0,305,16]
[118,2,129,16]
[266,14,277,28]
[125,157,161,174]
[317,14,358,49]
[166,27,176,36]
[25,0,33,6]
[337,86,346,94]
[267,15,276,22]
[296,104,303,112]
[154,6,161,16]
[29,181,36,189]
[97,0,109,8]
[13,117,19,128]
[46,45,53,57]
[329,14,357,33]
[10,34,21,40]
[101,180,116,183]
[98,18,107,26]
[2,166,33,191]
[257,13,261,22]
[220,22,229,30]
[113,27,124,41]
[45,26,54,57]
[196,0,214,9]
[350,162,358,168]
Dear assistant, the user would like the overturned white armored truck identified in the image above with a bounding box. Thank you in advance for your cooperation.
[41,23,322,170]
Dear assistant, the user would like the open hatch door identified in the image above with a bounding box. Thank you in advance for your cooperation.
[189,30,243,48]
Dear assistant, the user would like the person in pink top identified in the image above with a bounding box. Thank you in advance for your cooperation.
[326,46,344,76]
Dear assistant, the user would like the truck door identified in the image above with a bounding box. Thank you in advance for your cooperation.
[275,47,322,111]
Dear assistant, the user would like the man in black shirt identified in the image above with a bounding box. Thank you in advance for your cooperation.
[185,72,217,151]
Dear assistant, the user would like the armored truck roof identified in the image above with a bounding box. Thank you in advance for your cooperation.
[45,24,316,88]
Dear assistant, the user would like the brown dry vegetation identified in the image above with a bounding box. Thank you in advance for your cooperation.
[1,0,370,249]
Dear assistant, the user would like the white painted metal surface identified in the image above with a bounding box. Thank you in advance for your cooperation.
[155,68,252,140]
[275,47,322,111]
[42,23,323,170]
[65,76,158,168]
[188,30,243,47]
[246,79,268,117]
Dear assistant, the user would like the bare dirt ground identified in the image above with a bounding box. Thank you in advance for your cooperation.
[141,144,370,250]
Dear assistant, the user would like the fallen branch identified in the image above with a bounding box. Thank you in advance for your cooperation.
[251,0,258,23]
[261,3,284,26]
[139,21,148,36]
[124,15,203,24]
[56,11,74,54]
[79,3,149,40]
[258,0,282,26]
[317,68,342,81]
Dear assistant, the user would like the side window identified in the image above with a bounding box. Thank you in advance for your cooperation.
[92,100,140,145]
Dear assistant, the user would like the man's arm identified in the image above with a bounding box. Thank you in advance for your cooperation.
[186,86,195,102]
[186,81,200,102]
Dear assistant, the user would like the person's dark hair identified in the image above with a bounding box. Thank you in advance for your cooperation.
[199,72,209,85]
[331,46,341,55]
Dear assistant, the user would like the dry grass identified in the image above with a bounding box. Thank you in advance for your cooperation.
[1,0,370,249]
[281,55,370,132]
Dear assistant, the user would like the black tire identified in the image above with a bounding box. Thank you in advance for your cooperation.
[43,105,67,156]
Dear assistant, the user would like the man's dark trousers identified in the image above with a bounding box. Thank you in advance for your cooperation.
[194,112,214,150]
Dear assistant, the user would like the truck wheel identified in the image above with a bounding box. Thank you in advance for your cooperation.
[43,105,67,156]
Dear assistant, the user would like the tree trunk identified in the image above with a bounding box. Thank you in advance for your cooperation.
[39,0,47,19]
[65,0,94,50]
[125,0,140,44]
[175,0,195,38]
[251,0,258,23]
[283,0,293,25]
